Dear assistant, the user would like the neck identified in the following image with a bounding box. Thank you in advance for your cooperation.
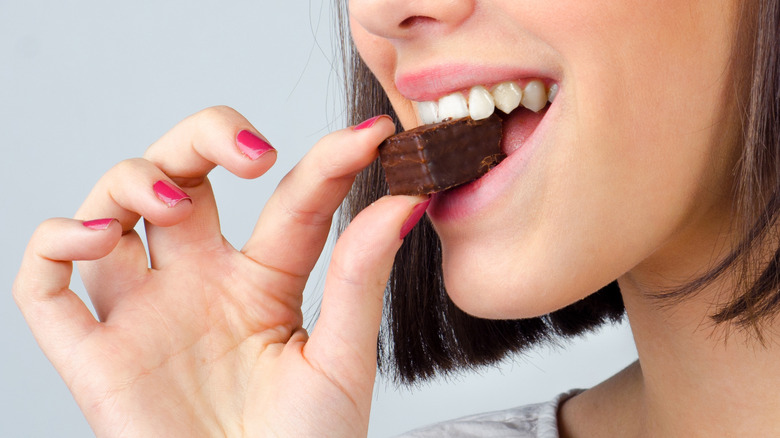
[563,275,780,438]
[624,276,780,437]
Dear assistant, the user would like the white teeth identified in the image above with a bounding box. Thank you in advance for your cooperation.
[438,92,470,120]
[468,85,495,120]
[491,82,523,114]
[548,83,559,103]
[521,80,547,112]
[417,101,440,124]
[414,80,559,125]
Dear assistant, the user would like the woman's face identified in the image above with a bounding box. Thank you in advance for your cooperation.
[349,0,743,318]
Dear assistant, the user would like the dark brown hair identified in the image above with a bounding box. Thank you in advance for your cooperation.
[334,0,779,383]
[661,0,780,332]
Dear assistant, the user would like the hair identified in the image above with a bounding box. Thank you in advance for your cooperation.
[334,0,780,383]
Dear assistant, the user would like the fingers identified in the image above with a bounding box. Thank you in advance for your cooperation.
[76,158,196,231]
[243,115,395,281]
[13,218,121,366]
[76,107,275,284]
[144,105,276,181]
[74,159,197,314]
[141,106,276,261]
[305,195,429,391]
[77,106,274,232]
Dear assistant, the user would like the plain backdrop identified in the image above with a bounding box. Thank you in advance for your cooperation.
[0,1,638,436]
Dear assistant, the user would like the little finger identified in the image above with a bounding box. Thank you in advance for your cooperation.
[13,218,121,370]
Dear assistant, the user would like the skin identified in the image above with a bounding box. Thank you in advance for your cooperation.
[14,107,426,436]
[349,0,780,436]
[350,0,742,318]
[13,1,778,438]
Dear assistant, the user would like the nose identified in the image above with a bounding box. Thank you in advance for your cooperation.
[349,0,475,40]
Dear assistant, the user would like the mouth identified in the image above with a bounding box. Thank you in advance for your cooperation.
[412,79,557,156]
[416,79,556,121]
[407,78,558,221]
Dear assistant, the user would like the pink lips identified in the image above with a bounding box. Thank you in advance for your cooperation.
[395,64,552,102]
[427,102,552,221]
[394,64,557,222]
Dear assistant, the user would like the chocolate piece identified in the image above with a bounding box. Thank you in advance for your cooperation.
[379,115,504,195]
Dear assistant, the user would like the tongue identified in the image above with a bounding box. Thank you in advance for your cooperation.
[498,107,547,155]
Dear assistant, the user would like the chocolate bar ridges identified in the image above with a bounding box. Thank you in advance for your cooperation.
[378,115,504,195]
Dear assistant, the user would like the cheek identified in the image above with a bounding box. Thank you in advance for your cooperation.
[438,0,740,318]
[558,0,739,241]
[349,19,417,128]
[541,0,740,252]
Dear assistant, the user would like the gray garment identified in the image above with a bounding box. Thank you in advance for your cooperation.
[395,390,583,437]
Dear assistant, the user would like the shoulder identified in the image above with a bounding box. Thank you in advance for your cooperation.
[395,390,583,438]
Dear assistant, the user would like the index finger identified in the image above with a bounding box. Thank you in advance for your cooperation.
[242,115,394,281]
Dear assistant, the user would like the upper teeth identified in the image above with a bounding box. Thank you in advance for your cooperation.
[415,79,557,125]
[492,82,523,114]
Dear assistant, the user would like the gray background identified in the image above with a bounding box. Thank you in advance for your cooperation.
[0,1,637,436]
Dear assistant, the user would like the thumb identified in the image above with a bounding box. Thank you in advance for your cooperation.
[304,195,429,389]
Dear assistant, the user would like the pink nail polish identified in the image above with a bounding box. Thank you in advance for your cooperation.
[353,115,387,131]
[153,180,191,207]
[236,130,275,160]
[82,218,116,230]
[400,198,431,239]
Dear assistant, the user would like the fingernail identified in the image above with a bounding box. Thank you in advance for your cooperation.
[353,115,388,131]
[82,218,116,230]
[400,198,431,239]
[153,180,191,207]
[236,130,275,160]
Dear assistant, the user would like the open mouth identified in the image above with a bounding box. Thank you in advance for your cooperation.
[413,79,558,220]
[413,79,556,175]
[415,80,557,126]
[378,71,559,216]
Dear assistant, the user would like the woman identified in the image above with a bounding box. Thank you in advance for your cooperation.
[13,0,779,437]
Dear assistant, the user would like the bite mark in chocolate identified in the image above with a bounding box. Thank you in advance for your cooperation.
[378,115,504,195]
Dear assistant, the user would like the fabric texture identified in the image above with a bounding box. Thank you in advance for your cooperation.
[395,390,583,437]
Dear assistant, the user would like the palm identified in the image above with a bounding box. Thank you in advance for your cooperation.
[71,226,372,437]
[14,110,418,437]
[67,245,286,433]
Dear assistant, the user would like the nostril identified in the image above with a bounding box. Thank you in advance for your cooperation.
[399,15,437,29]
[350,0,474,39]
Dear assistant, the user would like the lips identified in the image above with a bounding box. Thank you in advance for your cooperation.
[394,66,559,221]
[429,105,552,221]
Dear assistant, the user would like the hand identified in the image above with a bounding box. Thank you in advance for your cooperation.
[13,107,427,437]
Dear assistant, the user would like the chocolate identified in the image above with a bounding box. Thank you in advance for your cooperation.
[378,115,504,195]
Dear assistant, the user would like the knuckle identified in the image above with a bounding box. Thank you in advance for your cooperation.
[109,158,148,179]
[305,142,360,182]
[98,159,153,195]
[30,218,64,248]
[275,187,334,228]
[330,238,382,288]
[11,273,30,305]
[329,255,366,288]
[31,219,66,254]
[13,220,57,302]
[195,105,244,127]
[11,262,45,304]
[315,155,348,181]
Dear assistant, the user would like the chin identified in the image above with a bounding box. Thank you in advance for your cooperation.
[436,222,631,320]
[439,250,592,320]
